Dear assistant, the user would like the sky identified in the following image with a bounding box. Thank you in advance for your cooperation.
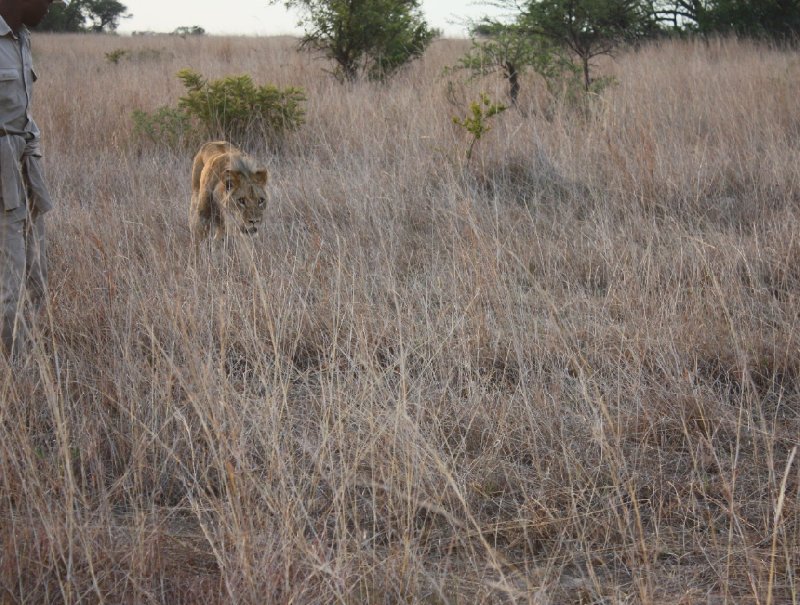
[117,1,506,38]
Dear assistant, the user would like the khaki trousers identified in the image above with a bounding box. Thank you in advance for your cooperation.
[0,208,47,358]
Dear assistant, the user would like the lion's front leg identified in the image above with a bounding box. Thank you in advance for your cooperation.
[192,186,219,233]
[189,202,207,236]
[211,213,227,242]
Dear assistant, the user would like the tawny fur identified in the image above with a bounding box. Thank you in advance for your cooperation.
[189,141,268,247]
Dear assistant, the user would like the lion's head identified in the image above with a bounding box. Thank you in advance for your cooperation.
[218,160,269,235]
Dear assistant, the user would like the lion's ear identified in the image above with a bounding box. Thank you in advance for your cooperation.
[254,168,268,187]
[223,169,240,192]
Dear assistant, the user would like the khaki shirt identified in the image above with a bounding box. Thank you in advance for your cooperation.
[0,16,52,217]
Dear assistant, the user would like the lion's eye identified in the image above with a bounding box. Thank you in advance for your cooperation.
[238,198,247,206]
[258,198,266,207]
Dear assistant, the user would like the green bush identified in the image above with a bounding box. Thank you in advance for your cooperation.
[176,69,306,143]
[107,48,168,66]
[131,70,306,149]
[132,106,194,148]
[105,48,129,64]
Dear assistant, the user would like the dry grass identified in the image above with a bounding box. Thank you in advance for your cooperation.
[0,32,798,603]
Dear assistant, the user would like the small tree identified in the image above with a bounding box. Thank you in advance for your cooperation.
[452,93,507,164]
[271,0,438,81]
[455,22,533,105]
[523,0,648,91]
[453,20,579,105]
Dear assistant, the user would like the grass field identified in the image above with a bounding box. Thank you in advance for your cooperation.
[0,32,798,603]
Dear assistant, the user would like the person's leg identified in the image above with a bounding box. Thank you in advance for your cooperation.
[25,211,47,314]
[0,211,28,358]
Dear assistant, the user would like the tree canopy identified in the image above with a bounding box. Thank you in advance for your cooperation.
[654,0,800,39]
[522,0,650,90]
[36,0,130,33]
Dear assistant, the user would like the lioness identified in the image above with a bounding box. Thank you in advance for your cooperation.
[189,141,268,246]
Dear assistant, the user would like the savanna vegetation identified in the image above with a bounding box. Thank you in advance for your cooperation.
[0,29,798,604]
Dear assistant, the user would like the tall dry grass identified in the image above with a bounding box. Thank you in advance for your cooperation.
[0,32,797,603]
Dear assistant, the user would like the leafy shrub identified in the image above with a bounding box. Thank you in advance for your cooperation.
[106,47,168,65]
[176,69,306,143]
[105,49,129,64]
[132,106,194,148]
[131,70,306,150]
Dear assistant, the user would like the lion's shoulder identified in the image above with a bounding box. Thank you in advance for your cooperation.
[195,142,264,181]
